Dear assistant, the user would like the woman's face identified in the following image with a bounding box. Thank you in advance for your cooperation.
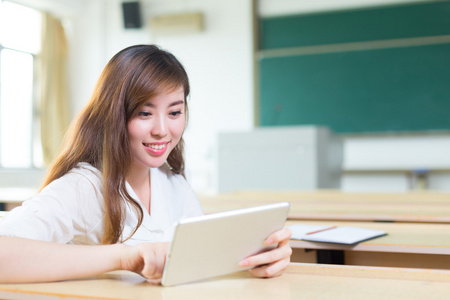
[127,86,186,171]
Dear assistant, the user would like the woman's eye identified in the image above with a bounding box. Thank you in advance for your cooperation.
[170,111,182,117]
[139,112,151,117]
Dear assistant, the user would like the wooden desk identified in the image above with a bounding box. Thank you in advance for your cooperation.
[199,190,450,223]
[1,263,450,300]
[288,220,450,269]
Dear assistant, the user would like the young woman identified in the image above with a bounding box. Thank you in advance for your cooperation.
[0,45,292,284]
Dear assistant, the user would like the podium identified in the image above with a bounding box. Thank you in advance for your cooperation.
[218,126,342,192]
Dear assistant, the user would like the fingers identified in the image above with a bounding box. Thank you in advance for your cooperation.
[147,278,162,285]
[240,241,292,267]
[239,227,293,278]
[136,242,169,283]
[248,256,290,278]
[264,227,292,246]
[244,244,292,278]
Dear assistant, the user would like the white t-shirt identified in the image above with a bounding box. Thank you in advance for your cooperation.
[0,163,203,245]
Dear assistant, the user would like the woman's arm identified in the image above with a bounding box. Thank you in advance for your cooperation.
[0,236,168,284]
[239,227,293,278]
[0,227,291,283]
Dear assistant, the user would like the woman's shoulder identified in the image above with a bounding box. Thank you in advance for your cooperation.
[0,163,105,243]
[70,162,102,178]
[66,162,102,184]
[42,162,103,194]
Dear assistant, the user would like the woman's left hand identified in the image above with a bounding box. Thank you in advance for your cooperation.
[239,227,292,278]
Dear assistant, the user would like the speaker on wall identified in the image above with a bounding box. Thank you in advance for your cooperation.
[122,1,142,29]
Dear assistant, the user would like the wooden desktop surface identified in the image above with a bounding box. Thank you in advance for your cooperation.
[1,263,450,300]
[199,190,450,223]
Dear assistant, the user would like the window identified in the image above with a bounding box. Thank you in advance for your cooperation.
[0,0,42,169]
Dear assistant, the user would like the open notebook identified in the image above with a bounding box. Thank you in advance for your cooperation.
[288,224,386,245]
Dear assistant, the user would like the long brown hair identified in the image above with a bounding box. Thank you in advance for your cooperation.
[40,45,190,244]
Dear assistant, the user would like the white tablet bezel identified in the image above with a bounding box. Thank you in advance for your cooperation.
[161,201,290,286]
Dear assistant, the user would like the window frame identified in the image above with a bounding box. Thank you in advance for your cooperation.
[0,0,44,189]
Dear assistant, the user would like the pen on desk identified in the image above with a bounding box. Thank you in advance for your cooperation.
[306,226,337,235]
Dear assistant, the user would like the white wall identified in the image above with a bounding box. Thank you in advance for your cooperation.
[342,134,450,192]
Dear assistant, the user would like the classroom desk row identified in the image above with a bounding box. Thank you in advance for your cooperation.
[3,188,450,223]
[1,263,450,300]
[287,220,450,269]
[199,189,450,223]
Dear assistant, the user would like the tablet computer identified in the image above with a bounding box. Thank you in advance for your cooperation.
[161,201,290,286]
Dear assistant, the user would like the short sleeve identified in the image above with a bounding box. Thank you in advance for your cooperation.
[0,164,105,244]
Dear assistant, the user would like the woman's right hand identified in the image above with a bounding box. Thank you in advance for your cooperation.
[120,242,170,284]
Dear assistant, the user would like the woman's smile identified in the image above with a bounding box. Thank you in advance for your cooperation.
[143,142,169,155]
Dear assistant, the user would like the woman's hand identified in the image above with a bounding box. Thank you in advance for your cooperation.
[239,227,292,278]
[120,242,170,284]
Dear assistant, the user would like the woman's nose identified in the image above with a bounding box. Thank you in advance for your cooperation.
[151,115,168,137]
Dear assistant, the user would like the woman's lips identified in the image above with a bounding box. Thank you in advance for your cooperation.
[143,142,169,155]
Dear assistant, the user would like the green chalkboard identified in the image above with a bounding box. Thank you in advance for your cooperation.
[260,2,450,50]
[258,2,450,133]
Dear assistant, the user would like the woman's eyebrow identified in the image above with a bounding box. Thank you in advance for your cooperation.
[169,100,185,107]
[143,100,184,107]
